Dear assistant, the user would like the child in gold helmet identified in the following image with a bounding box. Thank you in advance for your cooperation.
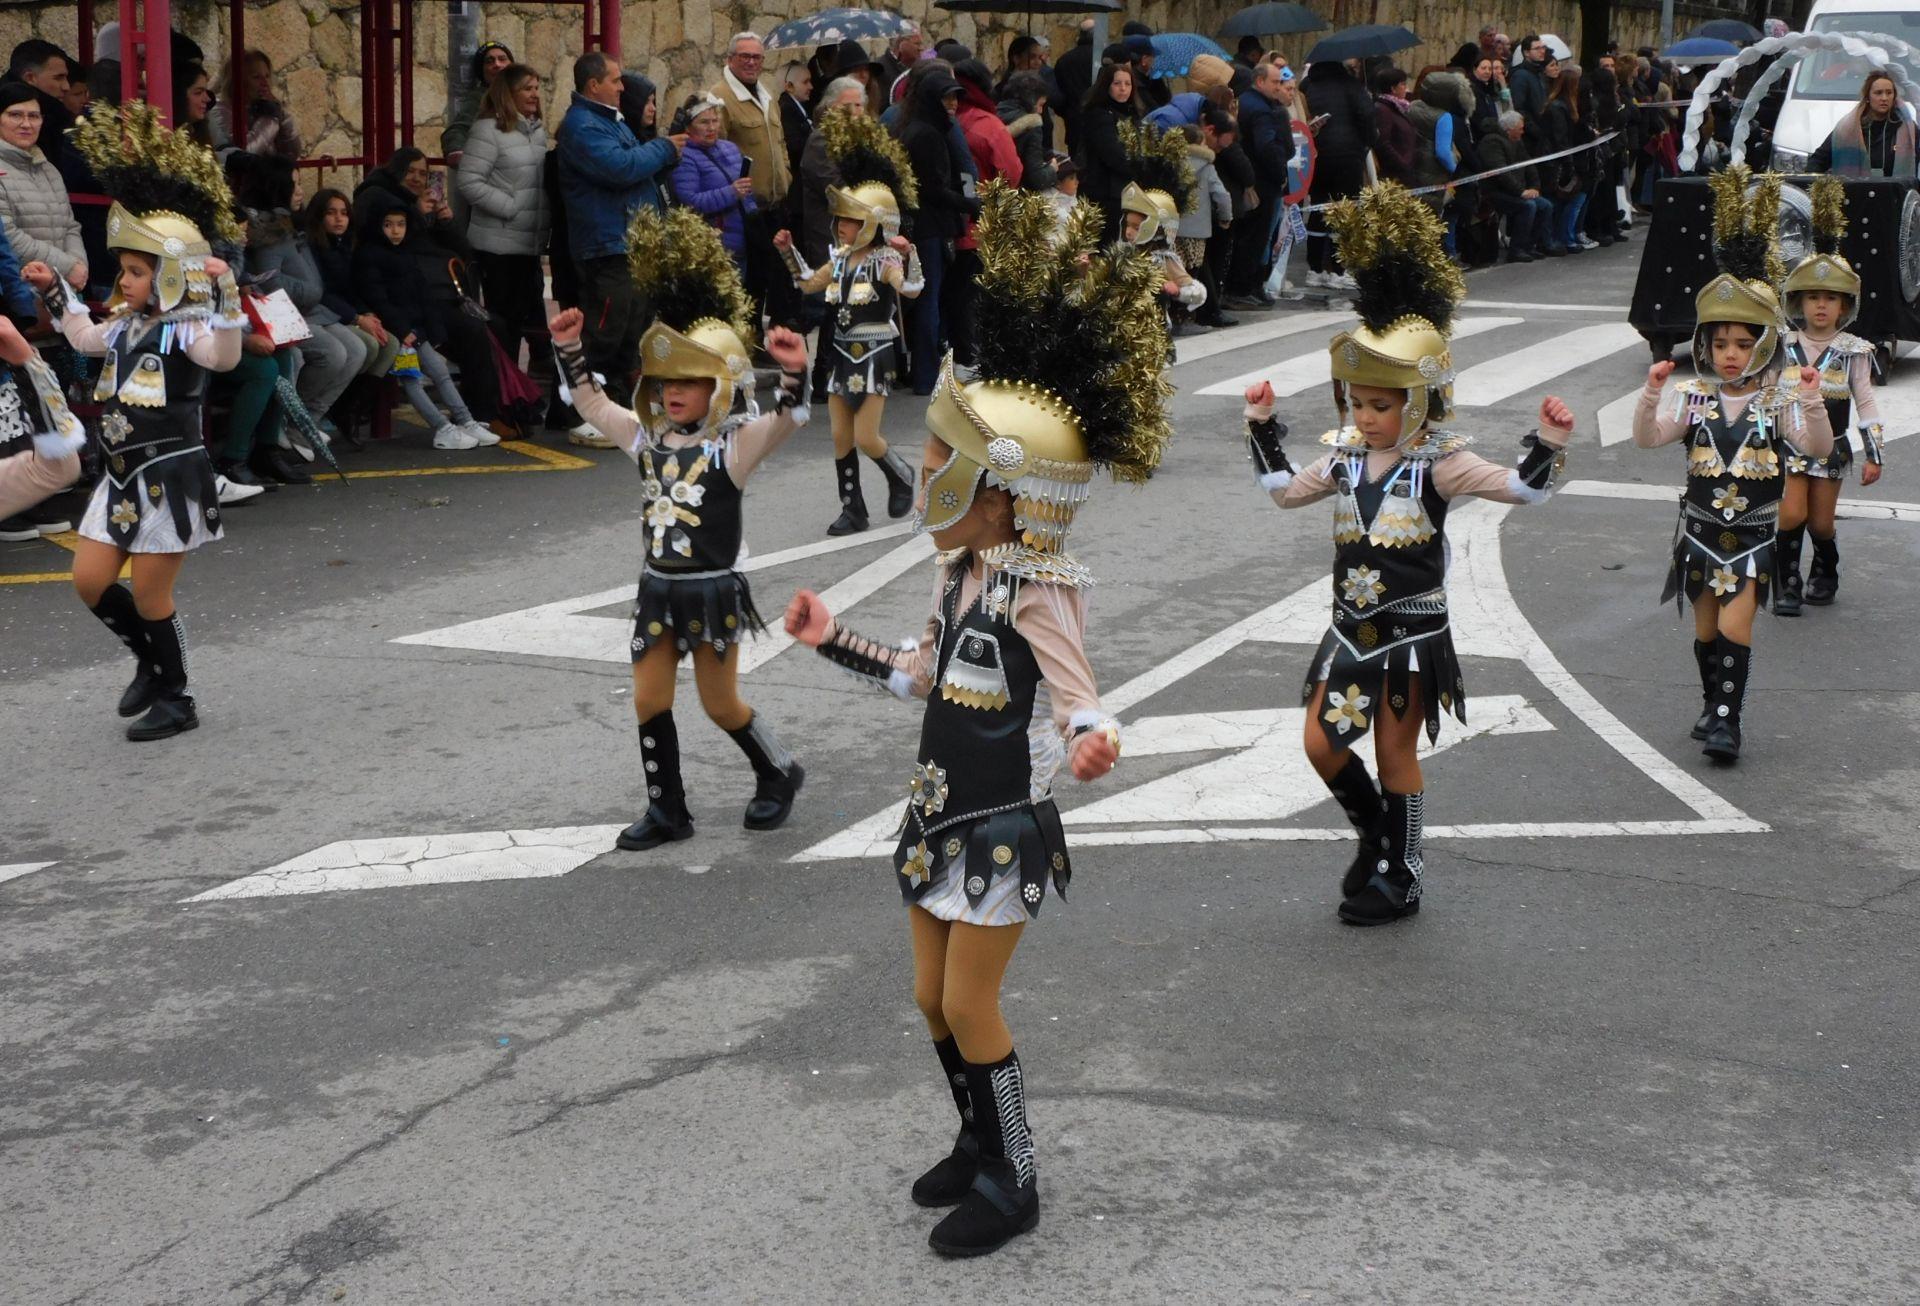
[1633,165,1832,763]
[1241,182,1577,927]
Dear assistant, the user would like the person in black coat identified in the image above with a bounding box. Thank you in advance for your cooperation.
[1229,61,1295,299]
[893,69,977,393]
[1053,21,1095,155]
[1076,59,1143,242]
[1301,61,1375,281]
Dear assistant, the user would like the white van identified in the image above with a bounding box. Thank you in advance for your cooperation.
[1769,0,1920,170]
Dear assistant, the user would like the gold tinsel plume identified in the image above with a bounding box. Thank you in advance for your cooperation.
[625,204,755,346]
[1321,182,1463,336]
[1708,161,1786,287]
[68,100,243,245]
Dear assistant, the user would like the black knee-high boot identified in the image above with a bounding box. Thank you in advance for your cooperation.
[88,584,157,718]
[1804,532,1839,605]
[725,711,804,830]
[929,1049,1039,1256]
[827,452,868,536]
[1323,755,1388,898]
[1774,525,1804,616]
[912,1035,979,1207]
[617,711,695,850]
[1701,635,1751,763]
[1690,638,1716,741]
[126,611,198,741]
[872,447,915,519]
[1339,789,1424,926]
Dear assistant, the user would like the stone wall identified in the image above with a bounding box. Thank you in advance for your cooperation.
[0,0,1750,187]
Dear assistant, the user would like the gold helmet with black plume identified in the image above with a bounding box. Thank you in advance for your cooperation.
[68,101,244,316]
[626,205,758,437]
[1781,173,1860,329]
[1321,182,1467,441]
[1116,120,1193,249]
[1696,162,1788,381]
[819,107,920,250]
[920,183,1173,563]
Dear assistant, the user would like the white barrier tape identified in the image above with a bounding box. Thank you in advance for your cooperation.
[1295,131,1622,214]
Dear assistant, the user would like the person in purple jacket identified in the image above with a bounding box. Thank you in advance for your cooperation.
[670,93,756,275]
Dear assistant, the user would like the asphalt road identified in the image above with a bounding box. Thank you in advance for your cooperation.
[4,230,1918,1306]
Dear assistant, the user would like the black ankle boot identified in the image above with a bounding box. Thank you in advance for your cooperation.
[1803,533,1838,605]
[126,612,196,741]
[1701,636,1750,763]
[1690,638,1715,741]
[1338,790,1424,926]
[617,712,695,850]
[826,452,868,535]
[88,585,159,718]
[928,1050,1040,1257]
[912,1035,979,1208]
[725,712,803,830]
[1323,755,1388,898]
[1773,526,1804,616]
[873,448,915,519]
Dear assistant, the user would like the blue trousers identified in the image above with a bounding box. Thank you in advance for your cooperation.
[909,233,948,393]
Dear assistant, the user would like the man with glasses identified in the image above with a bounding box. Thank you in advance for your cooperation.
[0,80,86,295]
[710,33,790,209]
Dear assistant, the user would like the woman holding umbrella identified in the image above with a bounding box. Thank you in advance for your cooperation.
[1077,58,1144,242]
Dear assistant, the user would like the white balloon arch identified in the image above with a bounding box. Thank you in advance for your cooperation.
[1676,30,1920,172]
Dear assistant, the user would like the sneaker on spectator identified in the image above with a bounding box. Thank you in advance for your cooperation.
[215,473,267,505]
[0,513,41,541]
[1303,270,1327,288]
[433,424,481,451]
[1324,271,1359,292]
[568,423,616,449]
[1577,235,1601,251]
[460,420,503,447]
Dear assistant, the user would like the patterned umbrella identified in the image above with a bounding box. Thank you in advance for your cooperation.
[934,0,1119,14]
[764,8,916,53]
[1149,32,1230,78]
[1219,3,1327,39]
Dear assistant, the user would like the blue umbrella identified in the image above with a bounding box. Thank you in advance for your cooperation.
[764,7,916,53]
[1149,32,1230,78]
[1220,3,1326,38]
[1663,36,1740,66]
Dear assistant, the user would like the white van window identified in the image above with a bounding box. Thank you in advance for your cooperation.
[1792,13,1920,100]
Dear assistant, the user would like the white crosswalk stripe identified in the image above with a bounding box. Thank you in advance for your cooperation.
[1451,322,1645,406]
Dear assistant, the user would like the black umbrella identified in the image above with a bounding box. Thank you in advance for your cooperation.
[1220,3,1326,39]
[1303,23,1418,64]
[935,0,1118,12]
[1693,19,1763,45]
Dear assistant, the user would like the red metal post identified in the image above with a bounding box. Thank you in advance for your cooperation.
[228,0,247,148]
[78,0,95,65]
[366,0,398,165]
[398,0,414,147]
[600,0,622,57]
[117,0,177,124]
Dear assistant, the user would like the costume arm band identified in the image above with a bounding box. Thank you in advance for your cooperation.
[1245,407,1295,492]
[772,367,809,424]
[818,623,917,699]
[1507,429,1568,504]
[554,337,596,392]
[210,271,247,329]
[781,244,813,286]
[40,277,82,321]
[899,246,925,296]
[1858,422,1886,466]
[1176,277,1207,307]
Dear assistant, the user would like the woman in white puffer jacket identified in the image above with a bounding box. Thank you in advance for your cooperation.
[455,63,552,366]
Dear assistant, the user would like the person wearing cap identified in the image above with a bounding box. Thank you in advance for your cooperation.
[442,40,515,162]
[1121,34,1170,111]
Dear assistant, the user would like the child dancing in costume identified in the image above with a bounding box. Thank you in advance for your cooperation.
[1776,174,1886,614]
[1116,121,1206,345]
[550,207,811,851]
[772,110,921,536]
[29,104,246,741]
[784,185,1168,1256]
[1241,183,1577,926]
[1633,166,1831,762]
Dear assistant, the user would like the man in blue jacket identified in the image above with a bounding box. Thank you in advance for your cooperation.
[558,51,684,406]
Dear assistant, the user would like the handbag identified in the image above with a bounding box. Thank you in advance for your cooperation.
[242,288,314,348]
[388,347,422,379]
[446,259,494,323]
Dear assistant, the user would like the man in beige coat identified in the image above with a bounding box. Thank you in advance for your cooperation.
[709,32,790,210]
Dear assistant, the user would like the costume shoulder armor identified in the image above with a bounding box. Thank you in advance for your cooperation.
[977,542,1094,590]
